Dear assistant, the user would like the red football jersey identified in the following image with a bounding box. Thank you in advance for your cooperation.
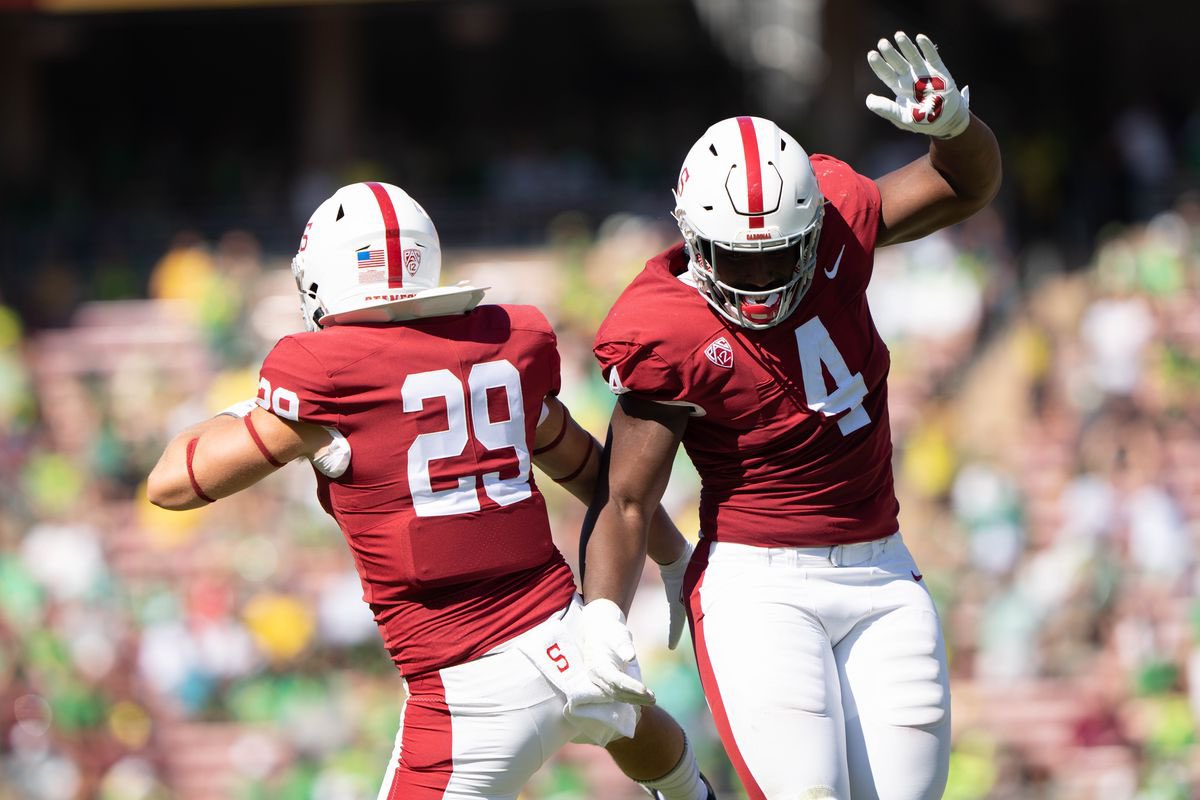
[258,304,576,677]
[594,156,899,547]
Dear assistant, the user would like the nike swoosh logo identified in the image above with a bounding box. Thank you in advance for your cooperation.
[823,245,845,279]
[911,571,923,582]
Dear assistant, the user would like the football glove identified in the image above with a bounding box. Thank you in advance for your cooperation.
[658,541,694,650]
[866,31,971,139]
[579,599,656,706]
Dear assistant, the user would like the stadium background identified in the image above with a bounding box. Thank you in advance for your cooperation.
[1,0,1198,797]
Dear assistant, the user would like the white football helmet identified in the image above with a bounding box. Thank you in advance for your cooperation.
[672,116,824,329]
[291,182,485,331]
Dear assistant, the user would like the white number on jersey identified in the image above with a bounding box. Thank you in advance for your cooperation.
[402,360,531,517]
[256,377,300,421]
[794,317,871,435]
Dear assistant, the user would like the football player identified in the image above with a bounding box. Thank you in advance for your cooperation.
[580,33,1002,800]
[147,181,714,800]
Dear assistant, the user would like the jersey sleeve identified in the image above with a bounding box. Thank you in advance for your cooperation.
[593,340,686,404]
[527,307,562,399]
[502,303,562,401]
[257,336,340,427]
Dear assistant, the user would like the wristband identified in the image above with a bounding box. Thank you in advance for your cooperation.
[533,404,571,455]
[243,414,285,468]
[552,437,594,484]
[185,438,215,503]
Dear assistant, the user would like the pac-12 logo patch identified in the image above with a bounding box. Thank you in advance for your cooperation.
[403,248,422,276]
[704,337,734,369]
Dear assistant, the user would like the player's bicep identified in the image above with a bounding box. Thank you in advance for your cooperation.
[605,394,689,515]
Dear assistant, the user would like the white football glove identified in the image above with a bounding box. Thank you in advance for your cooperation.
[579,599,656,706]
[658,541,694,650]
[866,31,971,140]
[310,428,351,478]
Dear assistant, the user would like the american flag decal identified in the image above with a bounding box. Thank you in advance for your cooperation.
[357,249,385,269]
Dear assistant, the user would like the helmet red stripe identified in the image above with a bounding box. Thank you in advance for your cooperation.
[365,181,403,288]
[736,116,765,229]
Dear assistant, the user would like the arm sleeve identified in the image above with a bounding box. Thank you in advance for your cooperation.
[257,336,340,427]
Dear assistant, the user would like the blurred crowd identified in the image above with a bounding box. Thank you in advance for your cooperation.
[0,191,1198,800]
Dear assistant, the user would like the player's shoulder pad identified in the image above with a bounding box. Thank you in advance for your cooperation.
[258,333,339,425]
[487,302,555,337]
[810,153,882,249]
[594,247,728,404]
[594,245,715,354]
[264,332,328,373]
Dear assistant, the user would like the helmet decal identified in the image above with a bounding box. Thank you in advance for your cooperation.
[403,247,422,276]
[364,181,403,289]
[735,116,765,228]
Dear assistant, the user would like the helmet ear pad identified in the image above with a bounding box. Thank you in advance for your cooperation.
[672,116,824,330]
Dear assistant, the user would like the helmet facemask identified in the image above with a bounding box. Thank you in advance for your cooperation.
[676,201,823,330]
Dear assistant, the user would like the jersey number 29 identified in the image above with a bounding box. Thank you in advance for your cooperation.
[402,359,531,517]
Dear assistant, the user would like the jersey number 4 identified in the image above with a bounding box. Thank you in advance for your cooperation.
[402,359,531,517]
[794,317,871,435]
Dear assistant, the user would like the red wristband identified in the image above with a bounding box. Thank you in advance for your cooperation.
[533,405,571,455]
[553,436,595,485]
[185,437,215,503]
[243,414,285,468]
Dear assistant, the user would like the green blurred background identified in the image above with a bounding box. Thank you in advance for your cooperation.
[0,0,1198,797]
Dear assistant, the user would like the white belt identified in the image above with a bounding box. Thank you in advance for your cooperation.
[707,532,901,567]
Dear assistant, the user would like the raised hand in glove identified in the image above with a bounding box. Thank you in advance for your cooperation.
[579,599,656,706]
[866,31,971,139]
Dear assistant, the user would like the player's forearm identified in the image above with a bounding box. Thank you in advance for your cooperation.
[533,430,601,506]
[645,506,688,566]
[147,416,239,509]
[928,113,1002,210]
[877,113,1002,247]
[582,502,652,615]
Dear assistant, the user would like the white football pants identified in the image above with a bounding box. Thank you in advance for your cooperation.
[375,596,635,800]
[684,533,951,800]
